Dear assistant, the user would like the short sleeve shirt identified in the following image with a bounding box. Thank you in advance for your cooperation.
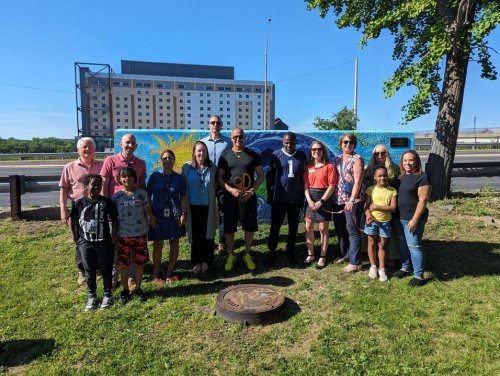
[218,148,262,188]
[112,188,150,237]
[70,196,117,242]
[59,159,103,201]
[100,153,147,198]
[268,149,307,204]
[397,173,430,221]
[303,162,337,189]
[366,185,397,222]
[201,135,231,166]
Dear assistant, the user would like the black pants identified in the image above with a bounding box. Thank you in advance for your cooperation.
[267,203,301,253]
[78,239,114,296]
[75,244,84,273]
[216,188,226,245]
[190,205,215,265]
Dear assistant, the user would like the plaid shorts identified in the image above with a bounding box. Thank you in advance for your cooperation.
[116,235,149,267]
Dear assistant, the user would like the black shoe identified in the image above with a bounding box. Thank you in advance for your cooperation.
[315,256,327,270]
[120,290,131,305]
[409,278,426,287]
[286,251,298,267]
[135,288,147,302]
[393,269,411,278]
[302,254,315,268]
[264,251,276,267]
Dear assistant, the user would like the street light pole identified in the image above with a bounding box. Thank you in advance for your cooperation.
[264,18,271,130]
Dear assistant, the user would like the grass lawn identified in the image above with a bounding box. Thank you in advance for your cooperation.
[0,193,499,375]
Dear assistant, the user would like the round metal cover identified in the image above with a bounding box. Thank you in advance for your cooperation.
[216,284,285,325]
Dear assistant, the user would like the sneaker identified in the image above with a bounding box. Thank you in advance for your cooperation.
[193,263,202,274]
[165,274,181,283]
[201,262,209,274]
[286,251,298,267]
[342,264,362,273]
[334,257,348,264]
[393,269,411,278]
[409,277,426,287]
[264,251,276,267]
[120,290,131,305]
[368,265,378,279]
[378,268,388,282]
[77,271,86,286]
[243,253,256,271]
[85,296,99,311]
[128,278,136,292]
[100,294,113,310]
[225,254,236,271]
[135,288,147,302]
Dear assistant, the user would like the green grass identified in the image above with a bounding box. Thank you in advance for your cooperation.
[1,193,499,375]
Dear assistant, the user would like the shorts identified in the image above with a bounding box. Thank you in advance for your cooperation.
[224,193,258,233]
[364,220,391,238]
[116,235,149,267]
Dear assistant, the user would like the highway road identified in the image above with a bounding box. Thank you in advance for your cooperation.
[0,150,498,208]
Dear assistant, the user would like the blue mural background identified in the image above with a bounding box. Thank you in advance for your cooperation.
[115,129,414,223]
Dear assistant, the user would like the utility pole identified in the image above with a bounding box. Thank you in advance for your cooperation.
[264,18,271,130]
[353,58,358,130]
[473,116,477,145]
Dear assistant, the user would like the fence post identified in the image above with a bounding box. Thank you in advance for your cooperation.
[9,175,22,220]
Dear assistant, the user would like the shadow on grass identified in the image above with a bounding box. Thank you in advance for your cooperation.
[425,239,500,280]
[0,207,59,221]
[0,339,55,367]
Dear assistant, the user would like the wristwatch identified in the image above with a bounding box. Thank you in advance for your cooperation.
[320,198,325,204]
[349,198,355,202]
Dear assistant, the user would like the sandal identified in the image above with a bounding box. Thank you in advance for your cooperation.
[302,252,315,267]
[153,270,163,288]
[316,255,327,270]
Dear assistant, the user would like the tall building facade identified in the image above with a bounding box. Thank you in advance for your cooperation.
[77,60,275,139]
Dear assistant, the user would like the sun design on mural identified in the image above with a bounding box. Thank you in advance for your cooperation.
[149,132,200,172]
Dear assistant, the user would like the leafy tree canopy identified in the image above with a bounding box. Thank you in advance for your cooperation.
[313,106,358,130]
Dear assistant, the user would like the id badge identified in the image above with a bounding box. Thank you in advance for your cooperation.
[164,208,170,218]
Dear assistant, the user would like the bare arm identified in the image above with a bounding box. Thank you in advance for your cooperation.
[218,167,240,198]
[69,217,78,243]
[101,176,109,197]
[364,194,375,224]
[345,157,364,212]
[369,194,397,212]
[59,188,70,225]
[179,196,187,226]
[244,165,264,201]
[408,185,431,232]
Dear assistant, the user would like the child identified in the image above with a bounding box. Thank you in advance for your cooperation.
[112,167,156,304]
[70,174,117,311]
[364,166,397,282]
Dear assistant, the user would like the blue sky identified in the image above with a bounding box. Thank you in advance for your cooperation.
[1,0,498,139]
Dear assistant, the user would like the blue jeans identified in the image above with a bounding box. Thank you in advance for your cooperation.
[333,202,364,266]
[395,218,427,278]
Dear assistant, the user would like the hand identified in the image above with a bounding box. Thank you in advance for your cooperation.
[369,203,378,211]
[313,201,322,211]
[344,201,354,212]
[179,213,186,226]
[407,219,417,233]
[230,187,241,198]
[61,210,69,226]
[365,214,374,224]
[240,189,254,203]
[149,214,158,229]
[307,199,316,210]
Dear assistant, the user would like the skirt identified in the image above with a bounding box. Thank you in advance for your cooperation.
[306,188,333,222]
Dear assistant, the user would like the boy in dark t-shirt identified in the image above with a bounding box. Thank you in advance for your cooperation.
[70,174,117,311]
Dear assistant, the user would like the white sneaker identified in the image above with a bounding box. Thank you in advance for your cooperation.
[379,268,388,282]
[368,265,378,279]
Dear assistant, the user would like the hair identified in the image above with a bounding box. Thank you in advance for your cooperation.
[338,133,357,149]
[83,174,102,187]
[117,166,137,184]
[231,127,245,137]
[399,149,423,175]
[191,141,212,168]
[283,132,297,141]
[364,144,396,180]
[77,137,95,150]
[373,165,388,175]
[161,149,176,161]
[308,140,329,164]
[208,115,222,124]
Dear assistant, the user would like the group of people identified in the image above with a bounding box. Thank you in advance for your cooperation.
[60,115,431,311]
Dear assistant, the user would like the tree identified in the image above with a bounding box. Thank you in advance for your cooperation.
[313,106,358,130]
[306,0,499,200]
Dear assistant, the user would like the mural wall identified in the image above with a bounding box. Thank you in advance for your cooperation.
[115,129,414,223]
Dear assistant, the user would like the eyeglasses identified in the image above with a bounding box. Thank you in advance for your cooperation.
[343,140,355,145]
[161,157,174,161]
[232,135,244,140]
[375,151,387,156]
[311,148,323,152]
[209,121,222,125]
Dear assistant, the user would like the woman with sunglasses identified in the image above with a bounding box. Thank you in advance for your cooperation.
[332,133,366,272]
[147,149,187,286]
[303,140,337,269]
[181,141,218,274]
[364,144,400,188]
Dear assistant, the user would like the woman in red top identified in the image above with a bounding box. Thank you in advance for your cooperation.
[303,140,338,269]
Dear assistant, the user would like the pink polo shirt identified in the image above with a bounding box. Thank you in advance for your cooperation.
[59,159,104,201]
[100,153,147,198]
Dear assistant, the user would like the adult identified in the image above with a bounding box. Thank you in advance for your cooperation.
[303,140,337,269]
[201,115,231,253]
[147,150,187,285]
[332,133,366,272]
[59,137,103,285]
[218,128,264,271]
[394,150,431,287]
[364,144,400,188]
[182,141,218,274]
[100,133,146,198]
[265,132,307,267]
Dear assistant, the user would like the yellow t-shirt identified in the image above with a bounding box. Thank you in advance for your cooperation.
[366,185,397,222]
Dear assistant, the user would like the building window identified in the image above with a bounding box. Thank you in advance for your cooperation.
[159,106,163,109]
[137,98,141,102]
[159,98,163,102]
[138,105,142,109]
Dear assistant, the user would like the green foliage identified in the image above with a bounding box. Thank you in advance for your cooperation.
[313,106,358,130]
[0,137,75,153]
[305,0,499,123]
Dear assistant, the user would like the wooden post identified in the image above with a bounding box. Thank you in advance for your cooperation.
[9,175,22,220]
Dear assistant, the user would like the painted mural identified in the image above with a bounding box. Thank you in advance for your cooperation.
[115,129,414,223]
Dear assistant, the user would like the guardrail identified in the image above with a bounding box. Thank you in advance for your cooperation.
[0,152,112,160]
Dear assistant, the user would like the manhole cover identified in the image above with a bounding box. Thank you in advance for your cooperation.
[216,284,285,325]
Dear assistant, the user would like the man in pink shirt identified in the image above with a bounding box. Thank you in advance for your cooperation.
[59,137,103,285]
[100,133,146,197]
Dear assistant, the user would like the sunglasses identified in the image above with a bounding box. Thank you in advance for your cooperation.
[375,151,387,156]
[342,140,355,145]
[209,121,222,125]
[161,157,174,161]
[311,148,323,152]
[232,135,244,140]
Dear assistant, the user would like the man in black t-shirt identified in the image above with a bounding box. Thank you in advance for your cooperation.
[217,128,264,272]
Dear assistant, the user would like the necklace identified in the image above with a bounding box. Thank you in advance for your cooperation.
[233,150,244,158]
